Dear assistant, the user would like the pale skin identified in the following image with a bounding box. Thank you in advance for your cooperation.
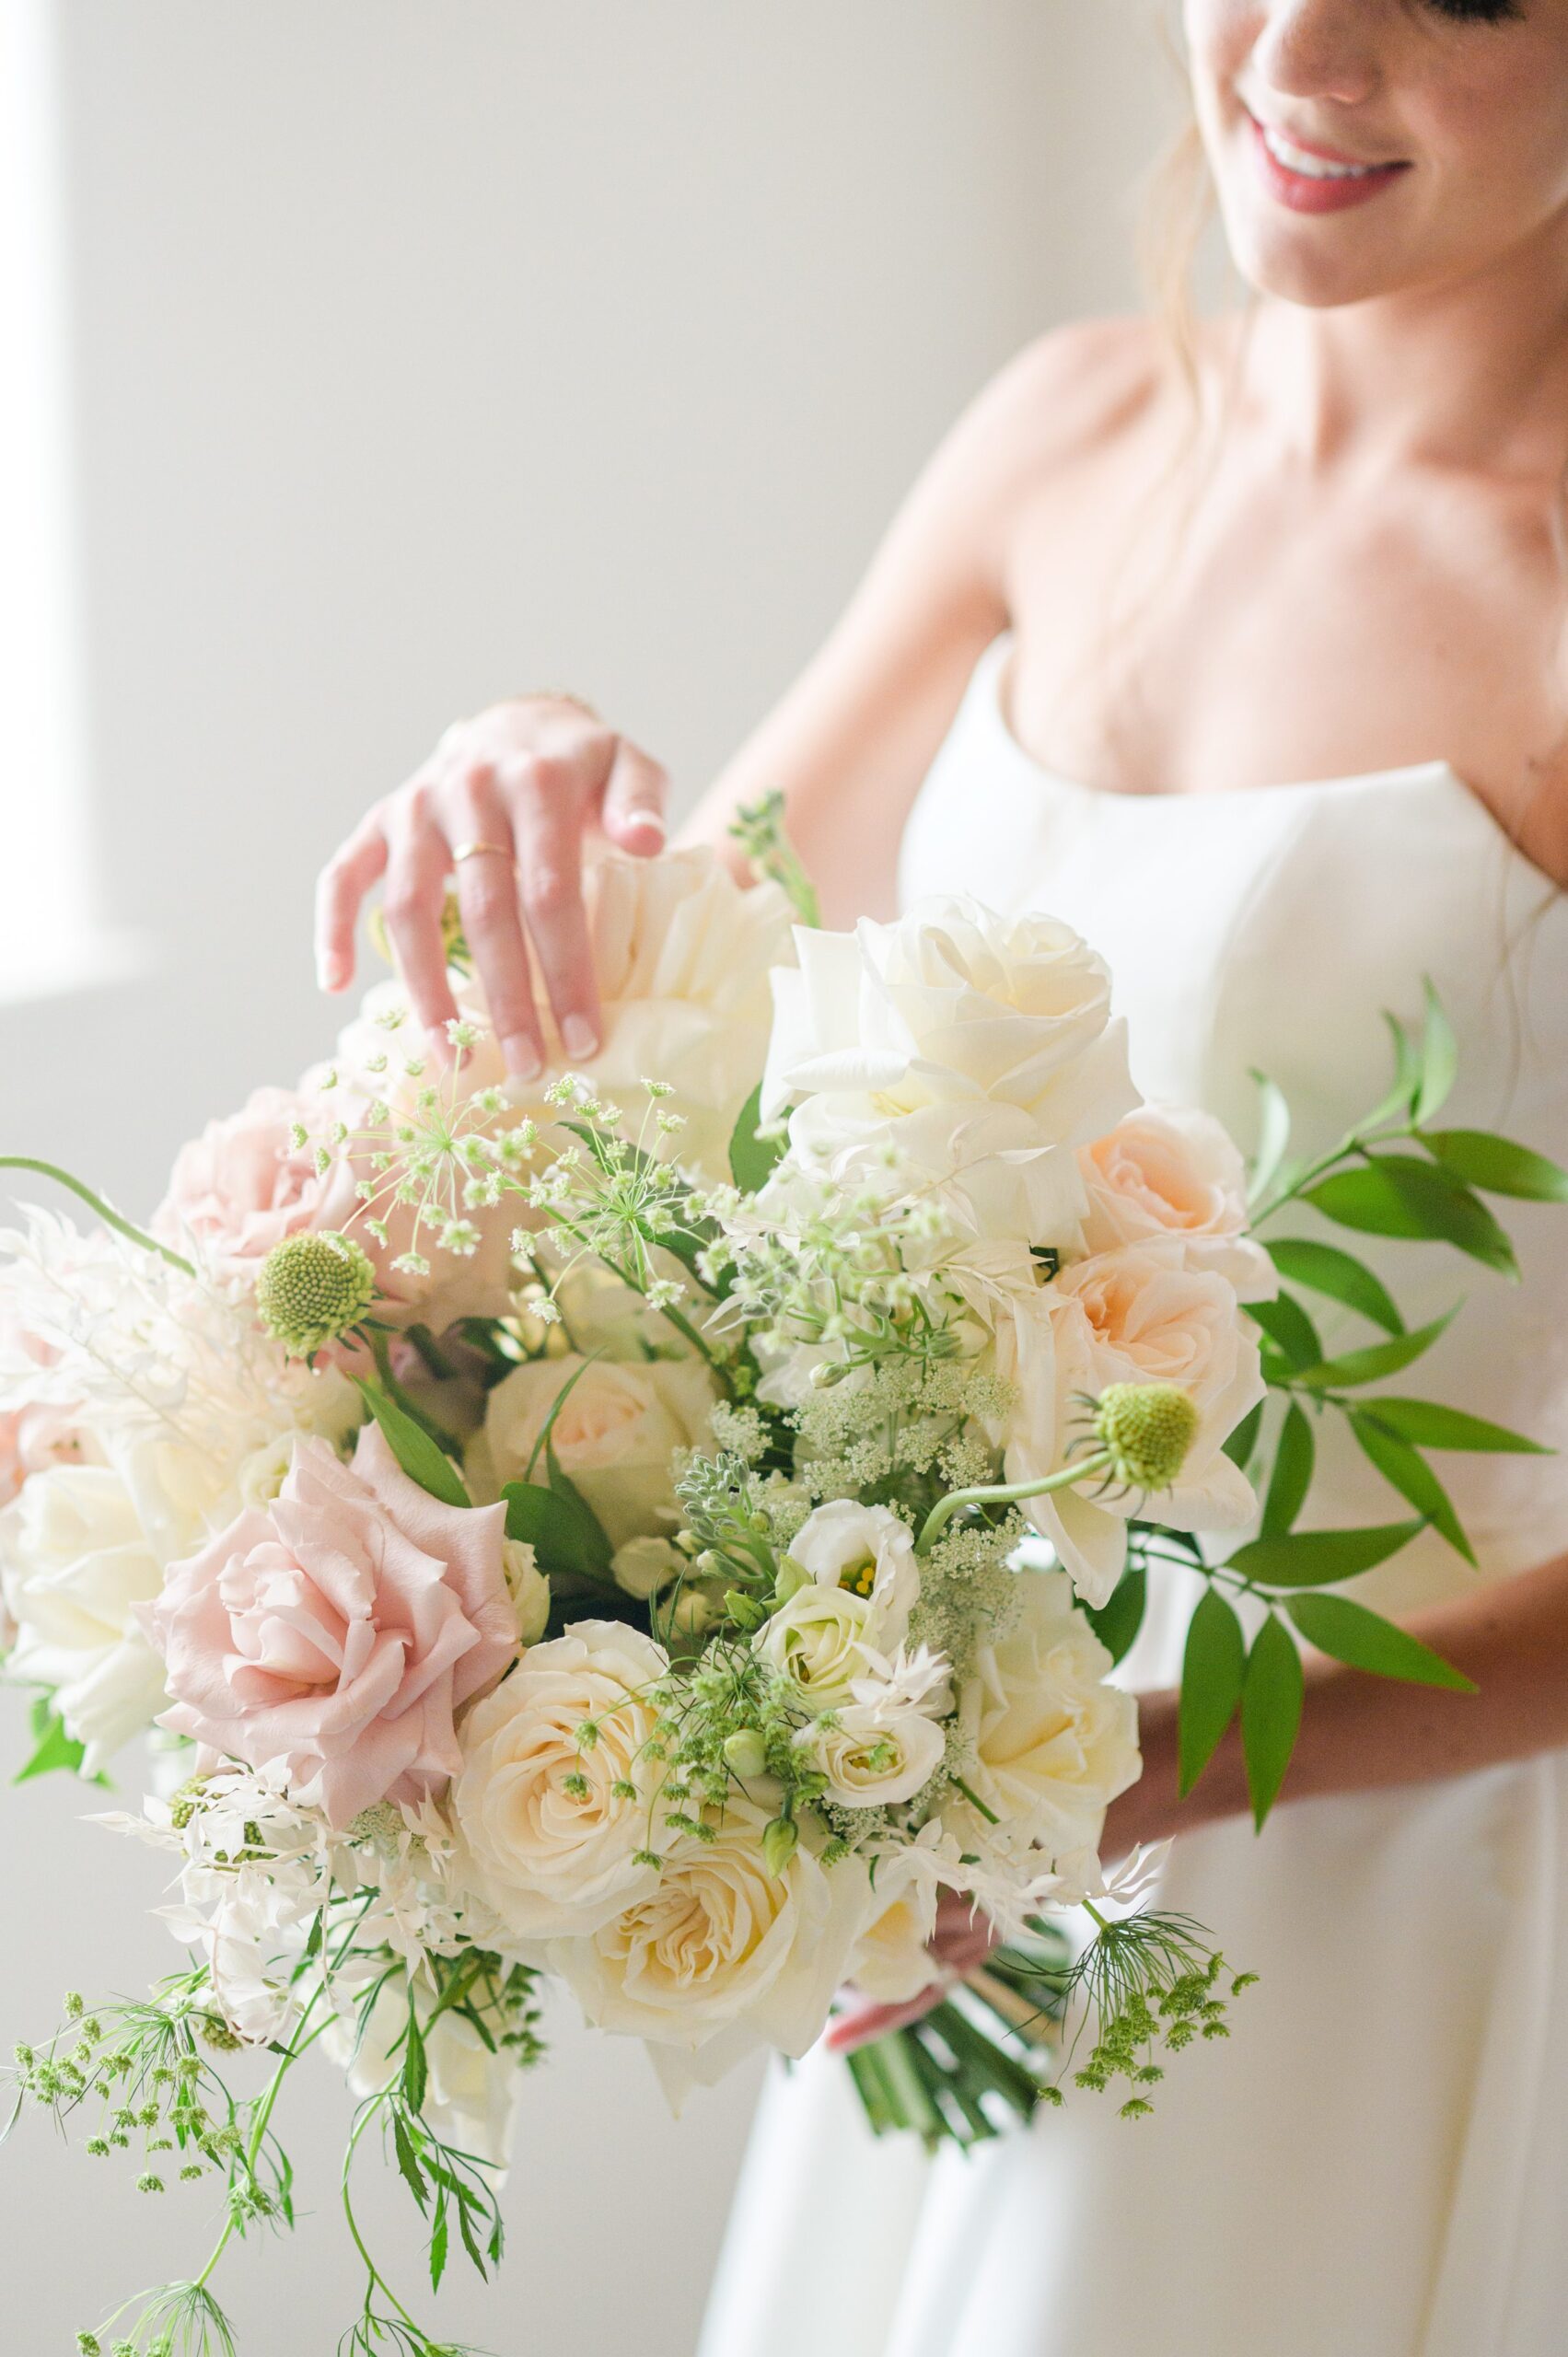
[317,0,1568,2032]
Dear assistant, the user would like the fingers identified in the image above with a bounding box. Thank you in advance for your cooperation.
[512,783,603,1062]
[825,1982,948,2055]
[600,738,669,856]
[380,807,459,1057]
[448,796,546,1081]
[315,813,389,993]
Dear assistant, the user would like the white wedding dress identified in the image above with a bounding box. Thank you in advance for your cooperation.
[698,636,1568,2357]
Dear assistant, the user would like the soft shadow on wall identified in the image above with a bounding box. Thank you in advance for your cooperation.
[0,5,1175,2351]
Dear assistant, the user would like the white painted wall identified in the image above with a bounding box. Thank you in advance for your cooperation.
[0,4,1176,2348]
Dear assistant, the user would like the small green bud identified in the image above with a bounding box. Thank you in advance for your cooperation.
[75,2335,101,2355]
[761,1815,798,1878]
[723,1729,769,1781]
[1093,1383,1200,1491]
[255,1229,377,1357]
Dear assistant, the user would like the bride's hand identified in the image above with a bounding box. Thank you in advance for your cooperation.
[825,1892,999,2056]
[314,693,669,1077]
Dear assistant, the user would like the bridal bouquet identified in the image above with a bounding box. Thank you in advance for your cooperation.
[2,812,1553,2356]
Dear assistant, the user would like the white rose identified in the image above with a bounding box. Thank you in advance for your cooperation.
[546,1796,872,2093]
[321,1972,523,2175]
[0,1464,169,1770]
[449,1620,669,1942]
[762,898,1137,1166]
[949,1572,1141,1860]
[1007,1239,1265,1606]
[1080,1107,1276,1302]
[807,1701,946,1808]
[473,1351,719,1550]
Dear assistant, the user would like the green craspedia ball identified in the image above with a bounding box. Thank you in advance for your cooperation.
[255,1230,377,1357]
[1093,1383,1200,1491]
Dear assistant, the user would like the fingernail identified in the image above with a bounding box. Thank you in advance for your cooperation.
[503,1035,543,1084]
[317,955,343,993]
[562,1014,599,1061]
[622,811,666,851]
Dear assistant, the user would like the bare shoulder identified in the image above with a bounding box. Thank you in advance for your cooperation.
[965,316,1169,480]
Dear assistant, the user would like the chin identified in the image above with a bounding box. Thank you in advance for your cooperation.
[1222,219,1420,309]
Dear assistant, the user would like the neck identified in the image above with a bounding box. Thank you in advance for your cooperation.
[1246,216,1568,476]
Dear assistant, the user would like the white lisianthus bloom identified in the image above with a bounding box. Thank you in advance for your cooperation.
[945,1572,1141,1860]
[448,1620,669,1942]
[1005,1239,1265,1606]
[761,898,1137,1172]
[470,1351,719,1550]
[319,1972,523,2176]
[756,1501,923,1709]
[1079,1106,1277,1302]
[803,1701,946,1808]
[0,1465,169,1770]
[546,1796,872,2100]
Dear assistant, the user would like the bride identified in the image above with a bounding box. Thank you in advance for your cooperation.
[317,4,1568,2349]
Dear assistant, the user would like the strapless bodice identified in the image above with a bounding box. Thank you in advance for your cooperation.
[900,636,1568,1607]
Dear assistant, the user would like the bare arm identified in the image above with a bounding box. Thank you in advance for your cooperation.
[1104,1548,1568,1855]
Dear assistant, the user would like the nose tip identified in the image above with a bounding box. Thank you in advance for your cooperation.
[1253,0,1378,108]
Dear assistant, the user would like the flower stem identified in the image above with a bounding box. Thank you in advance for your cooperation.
[192,2002,328,2293]
[915,1449,1116,1555]
[0,1155,195,1275]
[343,2096,424,2334]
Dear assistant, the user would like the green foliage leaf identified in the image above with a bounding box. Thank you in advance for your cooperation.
[1222,1400,1264,1471]
[1414,977,1458,1125]
[1264,1239,1404,1337]
[429,2200,449,2293]
[1178,1590,1247,1798]
[1354,1397,1551,1455]
[14,1701,87,1785]
[1081,1562,1147,1668]
[1227,1519,1424,1590]
[1423,1129,1568,1202]
[1363,1011,1422,1131]
[729,1083,787,1194]
[502,1470,613,1583]
[392,2107,428,2208]
[1295,1307,1458,1391]
[401,2018,429,2117]
[1262,1401,1315,1538]
[354,1378,470,1508]
[1241,1613,1304,1829]
[1286,1592,1475,1692]
[1349,1411,1474,1563]
[1306,1157,1516,1279]
[1248,1071,1292,1206]
[1249,1291,1323,1375]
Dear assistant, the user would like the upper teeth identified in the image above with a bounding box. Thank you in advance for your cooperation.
[1262,124,1378,180]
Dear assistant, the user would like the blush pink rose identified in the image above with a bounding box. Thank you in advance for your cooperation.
[140,1423,518,1826]
[1078,1106,1275,1303]
[155,1082,516,1338]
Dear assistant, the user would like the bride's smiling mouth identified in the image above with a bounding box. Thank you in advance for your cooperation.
[1240,99,1415,216]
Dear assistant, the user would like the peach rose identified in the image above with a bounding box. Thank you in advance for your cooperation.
[1002,1239,1263,1605]
[1079,1107,1275,1302]
[140,1424,517,1825]
[156,1081,515,1338]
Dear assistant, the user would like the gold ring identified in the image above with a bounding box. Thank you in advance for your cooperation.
[450,839,514,866]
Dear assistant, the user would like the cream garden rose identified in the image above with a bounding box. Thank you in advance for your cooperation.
[473,1351,720,1550]
[449,1620,669,1941]
[545,1794,872,2094]
[805,1701,946,1808]
[947,1571,1141,1860]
